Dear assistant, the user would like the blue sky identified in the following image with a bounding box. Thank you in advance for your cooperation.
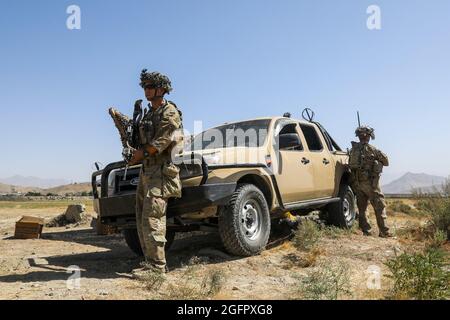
[0,0,449,183]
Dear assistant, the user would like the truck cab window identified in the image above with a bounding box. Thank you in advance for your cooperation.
[299,124,323,151]
[277,123,303,151]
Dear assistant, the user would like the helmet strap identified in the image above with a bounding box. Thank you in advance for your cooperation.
[153,88,167,99]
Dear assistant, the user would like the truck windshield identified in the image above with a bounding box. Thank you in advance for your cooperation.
[189,119,271,151]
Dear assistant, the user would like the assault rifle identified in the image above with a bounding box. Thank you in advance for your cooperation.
[108,99,145,178]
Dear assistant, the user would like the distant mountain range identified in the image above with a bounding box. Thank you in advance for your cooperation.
[0,175,71,189]
[0,175,90,195]
[0,182,38,194]
[0,181,91,195]
[382,172,448,194]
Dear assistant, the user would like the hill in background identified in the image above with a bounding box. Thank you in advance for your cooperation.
[0,182,41,194]
[44,182,92,195]
[0,182,91,196]
[382,172,448,194]
[0,175,70,189]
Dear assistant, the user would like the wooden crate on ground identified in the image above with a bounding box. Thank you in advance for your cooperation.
[15,216,44,239]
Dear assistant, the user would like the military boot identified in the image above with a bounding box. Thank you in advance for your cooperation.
[379,231,396,239]
[132,261,166,279]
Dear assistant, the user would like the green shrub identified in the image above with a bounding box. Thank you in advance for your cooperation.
[46,192,58,197]
[414,197,450,239]
[415,199,436,212]
[385,248,450,300]
[396,222,434,242]
[413,179,450,237]
[25,192,42,197]
[388,200,414,214]
[430,199,450,239]
[321,225,357,238]
[427,230,448,249]
[297,262,352,300]
[293,220,321,251]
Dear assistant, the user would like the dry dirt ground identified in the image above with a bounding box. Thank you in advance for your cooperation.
[0,199,441,300]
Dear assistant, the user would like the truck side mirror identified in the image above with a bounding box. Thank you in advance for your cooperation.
[93,162,103,171]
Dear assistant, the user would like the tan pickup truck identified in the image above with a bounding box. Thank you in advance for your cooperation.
[92,113,356,257]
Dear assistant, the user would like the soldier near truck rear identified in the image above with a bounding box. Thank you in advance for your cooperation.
[349,126,393,238]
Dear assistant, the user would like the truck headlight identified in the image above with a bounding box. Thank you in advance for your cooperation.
[107,169,118,197]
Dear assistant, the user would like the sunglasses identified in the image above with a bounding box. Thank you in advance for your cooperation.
[143,84,156,90]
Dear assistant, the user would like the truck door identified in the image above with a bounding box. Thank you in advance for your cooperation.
[298,123,336,198]
[272,120,316,203]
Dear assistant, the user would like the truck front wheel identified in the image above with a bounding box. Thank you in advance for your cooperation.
[218,184,271,256]
[122,228,175,256]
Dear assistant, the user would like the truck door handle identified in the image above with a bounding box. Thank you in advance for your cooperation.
[323,158,330,165]
[301,157,310,165]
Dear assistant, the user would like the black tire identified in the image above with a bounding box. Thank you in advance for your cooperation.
[122,228,175,256]
[326,183,356,229]
[218,184,271,256]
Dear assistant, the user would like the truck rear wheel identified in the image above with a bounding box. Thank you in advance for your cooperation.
[218,184,271,256]
[122,228,175,256]
[326,183,356,229]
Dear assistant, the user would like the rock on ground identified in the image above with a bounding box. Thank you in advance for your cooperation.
[65,204,86,223]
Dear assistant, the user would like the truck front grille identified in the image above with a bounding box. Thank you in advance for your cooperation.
[111,162,203,195]
[115,169,140,194]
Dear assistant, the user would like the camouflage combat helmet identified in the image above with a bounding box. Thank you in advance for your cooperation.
[139,69,172,93]
[355,126,375,139]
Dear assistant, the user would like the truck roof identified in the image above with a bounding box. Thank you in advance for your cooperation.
[214,116,317,129]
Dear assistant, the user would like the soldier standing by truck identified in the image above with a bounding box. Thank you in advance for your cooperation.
[129,69,183,274]
[349,126,394,238]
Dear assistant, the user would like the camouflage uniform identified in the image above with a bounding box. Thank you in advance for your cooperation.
[136,71,183,271]
[349,127,390,236]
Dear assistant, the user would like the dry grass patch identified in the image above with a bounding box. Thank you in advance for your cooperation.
[282,247,324,269]
[165,267,226,300]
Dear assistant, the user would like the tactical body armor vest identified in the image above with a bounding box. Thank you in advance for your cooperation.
[138,101,183,167]
[349,142,383,183]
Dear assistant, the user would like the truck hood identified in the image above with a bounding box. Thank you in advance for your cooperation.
[180,146,269,165]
